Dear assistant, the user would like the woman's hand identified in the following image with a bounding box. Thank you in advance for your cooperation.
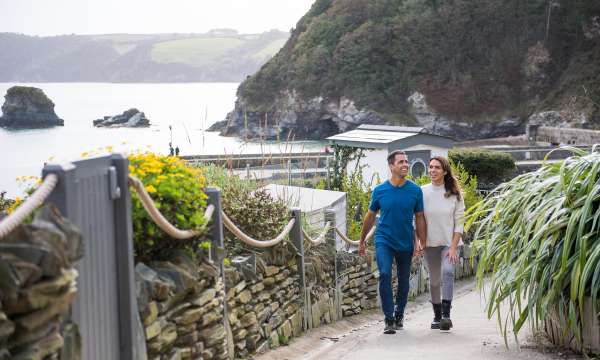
[413,242,423,258]
[446,245,459,265]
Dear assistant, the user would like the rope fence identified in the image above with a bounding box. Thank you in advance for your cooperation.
[221,210,296,248]
[128,175,214,240]
[0,174,58,239]
[2,173,369,252]
[302,221,331,245]
[335,225,375,246]
[129,175,299,248]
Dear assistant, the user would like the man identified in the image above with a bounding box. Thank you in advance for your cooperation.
[359,150,427,334]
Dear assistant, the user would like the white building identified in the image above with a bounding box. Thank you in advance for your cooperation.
[327,125,455,186]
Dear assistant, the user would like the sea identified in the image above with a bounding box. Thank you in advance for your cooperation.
[0,82,324,197]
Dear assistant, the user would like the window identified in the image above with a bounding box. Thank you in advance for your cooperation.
[410,160,426,179]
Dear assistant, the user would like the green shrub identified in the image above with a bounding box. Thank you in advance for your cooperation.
[0,191,15,213]
[199,164,291,259]
[342,166,375,242]
[448,148,515,187]
[128,152,208,262]
[220,185,291,259]
[467,147,600,349]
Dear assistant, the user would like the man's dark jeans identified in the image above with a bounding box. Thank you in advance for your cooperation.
[375,243,412,319]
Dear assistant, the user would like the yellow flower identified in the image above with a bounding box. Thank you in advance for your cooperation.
[105,146,114,153]
[145,185,157,193]
[81,151,89,158]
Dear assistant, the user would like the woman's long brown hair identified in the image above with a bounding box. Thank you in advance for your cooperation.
[430,156,462,200]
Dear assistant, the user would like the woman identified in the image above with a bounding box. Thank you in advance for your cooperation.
[421,156,465,331]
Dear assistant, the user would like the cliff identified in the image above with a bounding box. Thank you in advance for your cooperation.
[216,0,600,140]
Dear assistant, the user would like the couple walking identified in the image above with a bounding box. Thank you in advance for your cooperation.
[358,150,465,334]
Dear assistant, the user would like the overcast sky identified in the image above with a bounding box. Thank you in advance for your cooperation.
[0,0,315,36]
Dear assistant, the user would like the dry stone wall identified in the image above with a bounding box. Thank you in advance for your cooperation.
[134,236,476,360]
[224,258,302,357]
[136,254,227,360]
[0,206,83,360]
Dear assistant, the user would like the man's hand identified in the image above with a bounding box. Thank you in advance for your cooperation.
[358,210,377,257]
[446,245,459,265]
[358,239,366,257]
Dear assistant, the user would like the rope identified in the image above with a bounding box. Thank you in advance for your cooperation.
[221,210,295,248]
[334,225,375,246]
[0,174,58,238]
[302,221,331,245]
[128,175,214,239]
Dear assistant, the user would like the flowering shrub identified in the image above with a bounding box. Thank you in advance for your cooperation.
[128,152,208,262]
[0,191,15,213]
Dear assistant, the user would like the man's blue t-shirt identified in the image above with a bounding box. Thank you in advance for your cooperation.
[368,180,424,252]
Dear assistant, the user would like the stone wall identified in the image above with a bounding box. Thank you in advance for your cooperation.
[135,239,477,360]
[136,254,227,360]
[224,258,302,357]
[0,205,83,359]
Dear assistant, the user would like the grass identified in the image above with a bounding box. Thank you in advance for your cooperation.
[151,37,245,67]
[251,38,288,60]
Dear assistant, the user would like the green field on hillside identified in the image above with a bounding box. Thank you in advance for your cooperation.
[251,38,288,60]
[151,37,244,67]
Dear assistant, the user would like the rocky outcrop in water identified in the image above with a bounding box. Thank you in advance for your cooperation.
[0,86,64,128]
[213,91,527,141]
[93,108,150,128]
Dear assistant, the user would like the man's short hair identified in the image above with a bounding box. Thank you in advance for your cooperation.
[387,150,407,165]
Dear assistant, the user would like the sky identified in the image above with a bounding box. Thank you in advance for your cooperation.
[0,0,315,36]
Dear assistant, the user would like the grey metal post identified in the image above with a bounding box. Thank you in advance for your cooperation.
[205,188,224,272]
[205,188,230,356]
[289,208,307,329]
[325,157,330,189]
[42,162,77,217]
[324,208,340,321]
[245,163,250,180]
[111,154,144,360]
[287,159,292,186]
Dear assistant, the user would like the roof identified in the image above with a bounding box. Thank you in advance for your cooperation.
[327,129,417,147]
[357,124,427,133]
[326,124,454,149]
[259,184,346,213]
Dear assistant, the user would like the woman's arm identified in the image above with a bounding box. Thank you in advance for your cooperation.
[446,197,465,264]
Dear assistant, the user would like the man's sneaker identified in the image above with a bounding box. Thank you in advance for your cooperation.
[431,303,442,330]
[384,317,396,334]
[440,300,453,331]
[394,313,404,330]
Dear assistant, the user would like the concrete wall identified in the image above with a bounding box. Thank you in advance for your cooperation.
[536,126,600,145]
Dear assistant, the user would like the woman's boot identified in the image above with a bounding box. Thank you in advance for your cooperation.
[431,303,442,329]
[440,299,453,331]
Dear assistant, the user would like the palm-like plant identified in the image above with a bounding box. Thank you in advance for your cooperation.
[466,146,600,349]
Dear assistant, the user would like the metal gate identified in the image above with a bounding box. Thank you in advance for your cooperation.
[43,154,142,360]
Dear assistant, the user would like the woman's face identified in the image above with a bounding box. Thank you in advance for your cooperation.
[429,159,447,183]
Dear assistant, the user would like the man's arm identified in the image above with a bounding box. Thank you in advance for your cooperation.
[358,210,377,256]
[415,212,427,250]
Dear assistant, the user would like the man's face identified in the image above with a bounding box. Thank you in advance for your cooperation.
[389,154,409,178]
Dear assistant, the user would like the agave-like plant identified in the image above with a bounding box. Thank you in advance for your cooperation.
[466,146,600,348]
